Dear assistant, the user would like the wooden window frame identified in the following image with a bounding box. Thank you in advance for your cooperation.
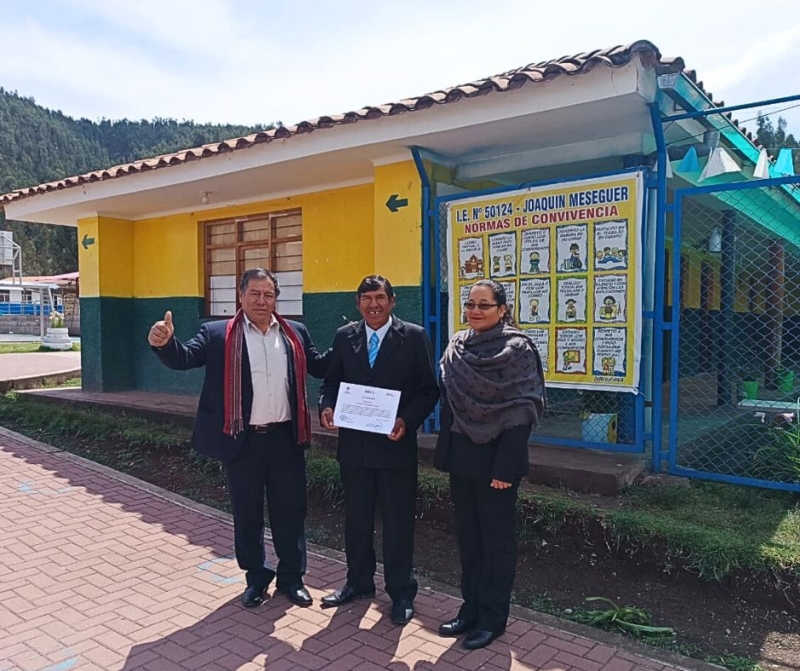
[203,209,302,318]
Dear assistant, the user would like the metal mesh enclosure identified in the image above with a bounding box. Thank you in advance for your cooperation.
[670,181,800,490]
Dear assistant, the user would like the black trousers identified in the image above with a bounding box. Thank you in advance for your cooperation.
[224,423,307,590]
[340,463,418,603]
[450,474,518,633]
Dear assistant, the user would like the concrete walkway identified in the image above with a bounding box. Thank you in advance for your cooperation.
[0,427,710,671]
[0,351,81,382]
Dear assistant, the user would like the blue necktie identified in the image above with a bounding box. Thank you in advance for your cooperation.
[368,332,380,367]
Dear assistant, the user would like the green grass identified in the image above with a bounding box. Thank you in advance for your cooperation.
[0,390,798,583]
[616,482,800,579]
[0,390,187,449]
[0,342,80,354]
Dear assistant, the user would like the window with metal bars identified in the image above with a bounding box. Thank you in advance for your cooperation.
[203,210,303,318]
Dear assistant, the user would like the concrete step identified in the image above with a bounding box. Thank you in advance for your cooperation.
[528,443,645,496]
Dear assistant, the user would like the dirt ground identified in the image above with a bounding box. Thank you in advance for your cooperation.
[14,433,800,670]
[306,496,799,671]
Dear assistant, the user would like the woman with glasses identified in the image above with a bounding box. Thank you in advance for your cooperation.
[434,279,546,650]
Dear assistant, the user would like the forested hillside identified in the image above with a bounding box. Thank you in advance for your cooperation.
[0,88,265,275]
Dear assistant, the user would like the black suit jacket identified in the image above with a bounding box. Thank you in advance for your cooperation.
[154,319,329,462]
[319,316,440,469]
[434,386,531,482]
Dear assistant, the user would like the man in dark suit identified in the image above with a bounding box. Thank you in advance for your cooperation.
[148,268,329,609]
[319,275,439,625]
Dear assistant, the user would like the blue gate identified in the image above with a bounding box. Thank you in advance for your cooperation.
[664,175,800,492]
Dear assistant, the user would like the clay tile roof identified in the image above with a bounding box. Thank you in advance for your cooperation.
[0,40,684,208]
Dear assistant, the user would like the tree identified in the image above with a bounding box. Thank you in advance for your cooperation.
[755,114,799,164]
[0,89,270,276]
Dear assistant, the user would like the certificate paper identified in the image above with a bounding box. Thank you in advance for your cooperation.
[333,382,401,434]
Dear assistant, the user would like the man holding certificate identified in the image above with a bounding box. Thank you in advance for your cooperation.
[319,275,439,626]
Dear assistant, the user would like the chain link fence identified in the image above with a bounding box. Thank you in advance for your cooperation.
[672,182,800,489]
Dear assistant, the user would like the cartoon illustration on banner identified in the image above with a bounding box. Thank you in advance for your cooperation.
[526,328,550,372]
[556,224,588,273]
[556,328,587,374]
[594,220,629,271]
[489,232,517,278]
[458,237,485,281]
[459,284,472,324]
[557,278,587,323]
[520,228,550,275]
[519,279,551,324]
[446,172,643,392]
[593,274,627,323]
[500,280,518,322]
[592,328,627,379]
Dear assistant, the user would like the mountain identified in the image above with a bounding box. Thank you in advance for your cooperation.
[0,88,268,276]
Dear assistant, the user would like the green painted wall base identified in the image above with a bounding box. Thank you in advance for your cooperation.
[80,297,135,392]
[80,287,425,396]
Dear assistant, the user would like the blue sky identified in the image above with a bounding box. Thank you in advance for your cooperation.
[4,0,800,137]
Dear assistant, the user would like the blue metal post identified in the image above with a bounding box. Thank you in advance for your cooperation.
[411,146,438,432]
[648,102,668,473]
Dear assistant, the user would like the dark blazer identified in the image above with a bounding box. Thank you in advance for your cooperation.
[434,386,531,483]
[154,319,329,462]
[319,316,439,469]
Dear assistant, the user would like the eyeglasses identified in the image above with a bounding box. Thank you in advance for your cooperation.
[463,302,499,311]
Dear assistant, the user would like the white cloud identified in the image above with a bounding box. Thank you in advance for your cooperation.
[704,24,800,91]
[2,0,800,132]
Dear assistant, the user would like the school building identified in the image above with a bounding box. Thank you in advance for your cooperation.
[4,40,800,490]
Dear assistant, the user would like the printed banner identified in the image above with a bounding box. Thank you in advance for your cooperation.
[446,172,643,391]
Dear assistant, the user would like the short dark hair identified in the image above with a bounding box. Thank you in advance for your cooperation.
[469,279,515,326]
[357,275,394,299]
[239,268,281,296]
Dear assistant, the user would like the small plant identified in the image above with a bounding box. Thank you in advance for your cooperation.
[753,397,800,483]
[575,597,674,637]
[49,311,65,328]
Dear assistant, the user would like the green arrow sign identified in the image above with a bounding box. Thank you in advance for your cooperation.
[82,234,95,250]
[385,194,409,213]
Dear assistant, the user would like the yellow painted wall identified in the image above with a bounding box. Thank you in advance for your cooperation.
[134,215,204,298]
[78,216,133,298]
[130,183,376,298]
[373,162,422,286]
[681,252,702,309]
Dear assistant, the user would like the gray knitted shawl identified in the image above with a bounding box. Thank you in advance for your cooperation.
[440,323,546,444]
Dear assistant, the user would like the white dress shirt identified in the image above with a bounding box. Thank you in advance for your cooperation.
[365,318,392,356]
[243,314,291,425]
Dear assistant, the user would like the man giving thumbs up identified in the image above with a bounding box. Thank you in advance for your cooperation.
[149,269,330,609]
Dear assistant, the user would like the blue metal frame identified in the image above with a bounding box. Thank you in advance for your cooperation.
[431,167,649,453]
[649,103,669,472]
[673,174,800,198]
[667,466,800,493]
[433,165,647,208]
[412,146,440,433]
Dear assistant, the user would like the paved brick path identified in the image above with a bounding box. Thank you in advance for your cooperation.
[0,429,705,671]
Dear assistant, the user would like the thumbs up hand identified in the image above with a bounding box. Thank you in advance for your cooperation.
[148,310,175,347]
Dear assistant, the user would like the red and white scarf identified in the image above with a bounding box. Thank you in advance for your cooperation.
[223,309,311,443]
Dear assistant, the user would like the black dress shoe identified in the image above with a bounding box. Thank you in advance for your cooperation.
[438,618,475,637]
[390,599,414,626]
[278,584,313,607]
[241,585,267,608]
[320,584,376,608]
[463,629,504,650]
